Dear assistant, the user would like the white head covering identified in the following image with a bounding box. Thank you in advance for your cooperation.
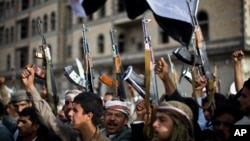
[105,100,130,116]
[64,89,82,101]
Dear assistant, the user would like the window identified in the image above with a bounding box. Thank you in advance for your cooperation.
[99,5,105,18]
[198,11,209,40]
[160,29,169,43]
[137,42,143,51]
[118,34,125,53]
[67,45,72,58]
[6,2,10,17]
[98,34,104,53]
[21,0,29,10]
[5,28,9,44]
[78,17,83,24]
[0,27,4,45]
[18,18,29,39]
[43,15,48,33]
[51,12,56,31]
[17,47,28,68]
[0,2,4,20]
[33,0,37,6]
[66,6,72,29]
[10,26,14,42]
[7,54,11,70]
[118,1,125,13]
[88,14,93,21]
[32,19,36,35]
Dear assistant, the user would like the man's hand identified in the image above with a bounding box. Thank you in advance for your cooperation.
[195,75,207,90]
[135,100,147,121]
[21,65,35,92]
[154,57,170,82]
[232,50,244,63]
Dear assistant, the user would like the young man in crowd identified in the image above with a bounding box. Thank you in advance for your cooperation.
[21,67,110,141]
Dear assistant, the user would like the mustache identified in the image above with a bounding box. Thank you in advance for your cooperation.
[107,121,118,126]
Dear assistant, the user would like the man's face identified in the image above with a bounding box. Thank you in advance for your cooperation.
[213,113,235,141]
[13,101,32,113]
[103,95,113,105]
[17,116,39,137]
[69,103,89,130]
[203,104,214,121]
[238,87,250,115]
[64,99,74,122]
[104,109,128,135]
[152,112,174,141]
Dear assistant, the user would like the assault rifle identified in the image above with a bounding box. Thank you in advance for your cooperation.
[35,17,58,115]
[142,17,158,140]
[187,0,215,108]
[98,29,126,101]
[81,24,95,92]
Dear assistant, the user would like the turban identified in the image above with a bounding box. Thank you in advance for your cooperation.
[64,89,82,101]
[105,100,130,117]
[157,101,193,122]
[11,90,31,103]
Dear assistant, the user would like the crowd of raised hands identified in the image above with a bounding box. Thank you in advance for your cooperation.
[0,49,249,141]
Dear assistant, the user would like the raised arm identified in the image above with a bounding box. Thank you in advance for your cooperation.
[21,67,78,141]
[154,57,176,96]
[232,50,244,92]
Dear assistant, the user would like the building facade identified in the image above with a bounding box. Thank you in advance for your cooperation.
[0,0,250,99]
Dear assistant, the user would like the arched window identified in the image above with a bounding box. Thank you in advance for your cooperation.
[51,12,56,31]
[10,26,14,42]
[32,19,36,36]
[98,34,104,53]
[198,11,209,40]
[5,28,9,44]
[118,1,125,13]
[6,2,10,17]
[67,45,72,58]
[160,28,169,44]
[118,34,125,53]
[99,5,105,18]
[43,15,48,33]
[7,54,11,70]
[67,6,72,29]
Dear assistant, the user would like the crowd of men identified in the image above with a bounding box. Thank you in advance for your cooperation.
[0,49,250,141]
